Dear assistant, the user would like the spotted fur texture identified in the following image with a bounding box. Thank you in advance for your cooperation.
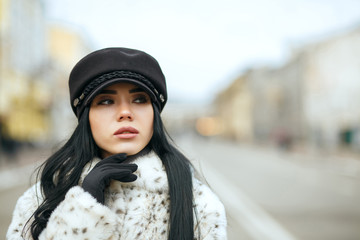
[7,152,227,240]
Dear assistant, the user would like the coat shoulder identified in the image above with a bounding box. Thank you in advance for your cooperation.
[193,178,224,211]
[7,182,43,239]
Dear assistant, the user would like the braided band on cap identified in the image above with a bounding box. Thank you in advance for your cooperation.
[73,71,165,109]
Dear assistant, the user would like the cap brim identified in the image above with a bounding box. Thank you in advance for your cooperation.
[83,78,157,106]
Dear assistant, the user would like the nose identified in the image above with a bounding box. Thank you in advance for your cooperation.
[117,102,133,121]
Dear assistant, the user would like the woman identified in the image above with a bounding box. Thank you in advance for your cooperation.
[7,47,227,240]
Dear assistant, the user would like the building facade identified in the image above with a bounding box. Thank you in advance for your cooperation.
[0,0,91,152]
[215,26,360,152]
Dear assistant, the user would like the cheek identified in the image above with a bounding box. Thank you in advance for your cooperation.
[89,109,105,141]
[138,107,154,137]
[146,109,154,136]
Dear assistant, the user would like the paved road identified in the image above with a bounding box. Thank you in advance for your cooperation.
[1,134,360,239]
[176,133,360,240]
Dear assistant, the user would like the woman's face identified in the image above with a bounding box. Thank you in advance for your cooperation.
[89,82,154,158]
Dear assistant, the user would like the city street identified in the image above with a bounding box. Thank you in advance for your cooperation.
[1,134,360,239]
[176,133,360,240]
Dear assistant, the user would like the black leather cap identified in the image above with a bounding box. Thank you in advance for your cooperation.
[69,47,167,118]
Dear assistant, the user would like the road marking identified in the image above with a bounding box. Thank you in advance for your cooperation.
[201,163,298,240]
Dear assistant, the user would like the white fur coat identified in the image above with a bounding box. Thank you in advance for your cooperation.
[7,152,227,240]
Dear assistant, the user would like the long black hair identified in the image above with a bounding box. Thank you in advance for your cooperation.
[149,103,195,240]
[27,104,196,240]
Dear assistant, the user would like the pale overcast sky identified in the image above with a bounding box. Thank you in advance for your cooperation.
[45,0,360,103]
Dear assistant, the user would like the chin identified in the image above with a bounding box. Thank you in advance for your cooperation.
[108,147,143,157]
[100,141,148,158]
[123,150,140,156]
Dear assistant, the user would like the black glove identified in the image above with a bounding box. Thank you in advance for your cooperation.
[82,153,138,204]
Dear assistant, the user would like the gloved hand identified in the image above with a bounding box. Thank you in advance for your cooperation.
[82,153,138,204]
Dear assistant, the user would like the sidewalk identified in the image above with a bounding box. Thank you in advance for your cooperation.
[213,137,360,179]
[277,143,360,179]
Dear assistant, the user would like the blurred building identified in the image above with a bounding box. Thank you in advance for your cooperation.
[0,0,91,157]
[215,26,360,152]
[0,0,50,148]
[215,75,253,141]
[299,27,360,151]
[46,25,92,143]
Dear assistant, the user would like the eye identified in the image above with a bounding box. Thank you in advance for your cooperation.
[97,99,114,105]
[133,94,149,104]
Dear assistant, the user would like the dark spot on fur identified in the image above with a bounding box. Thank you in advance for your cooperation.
[82,228,87,233]
[72,228,79,234]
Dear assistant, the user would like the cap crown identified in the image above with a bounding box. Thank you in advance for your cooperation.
[69,47,167,117]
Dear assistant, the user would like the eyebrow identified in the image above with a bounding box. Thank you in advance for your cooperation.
[129,87,145,93]
[98,89,117,94]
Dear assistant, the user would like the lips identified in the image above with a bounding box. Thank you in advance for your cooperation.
[114,126,139,139]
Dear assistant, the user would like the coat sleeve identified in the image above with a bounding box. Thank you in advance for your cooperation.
[38,186,120,240]
[7,184,121,240]
[193,179,228,240]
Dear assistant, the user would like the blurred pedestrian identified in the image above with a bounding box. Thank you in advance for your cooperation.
[7,48,227,240]
[0,116,20,162]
